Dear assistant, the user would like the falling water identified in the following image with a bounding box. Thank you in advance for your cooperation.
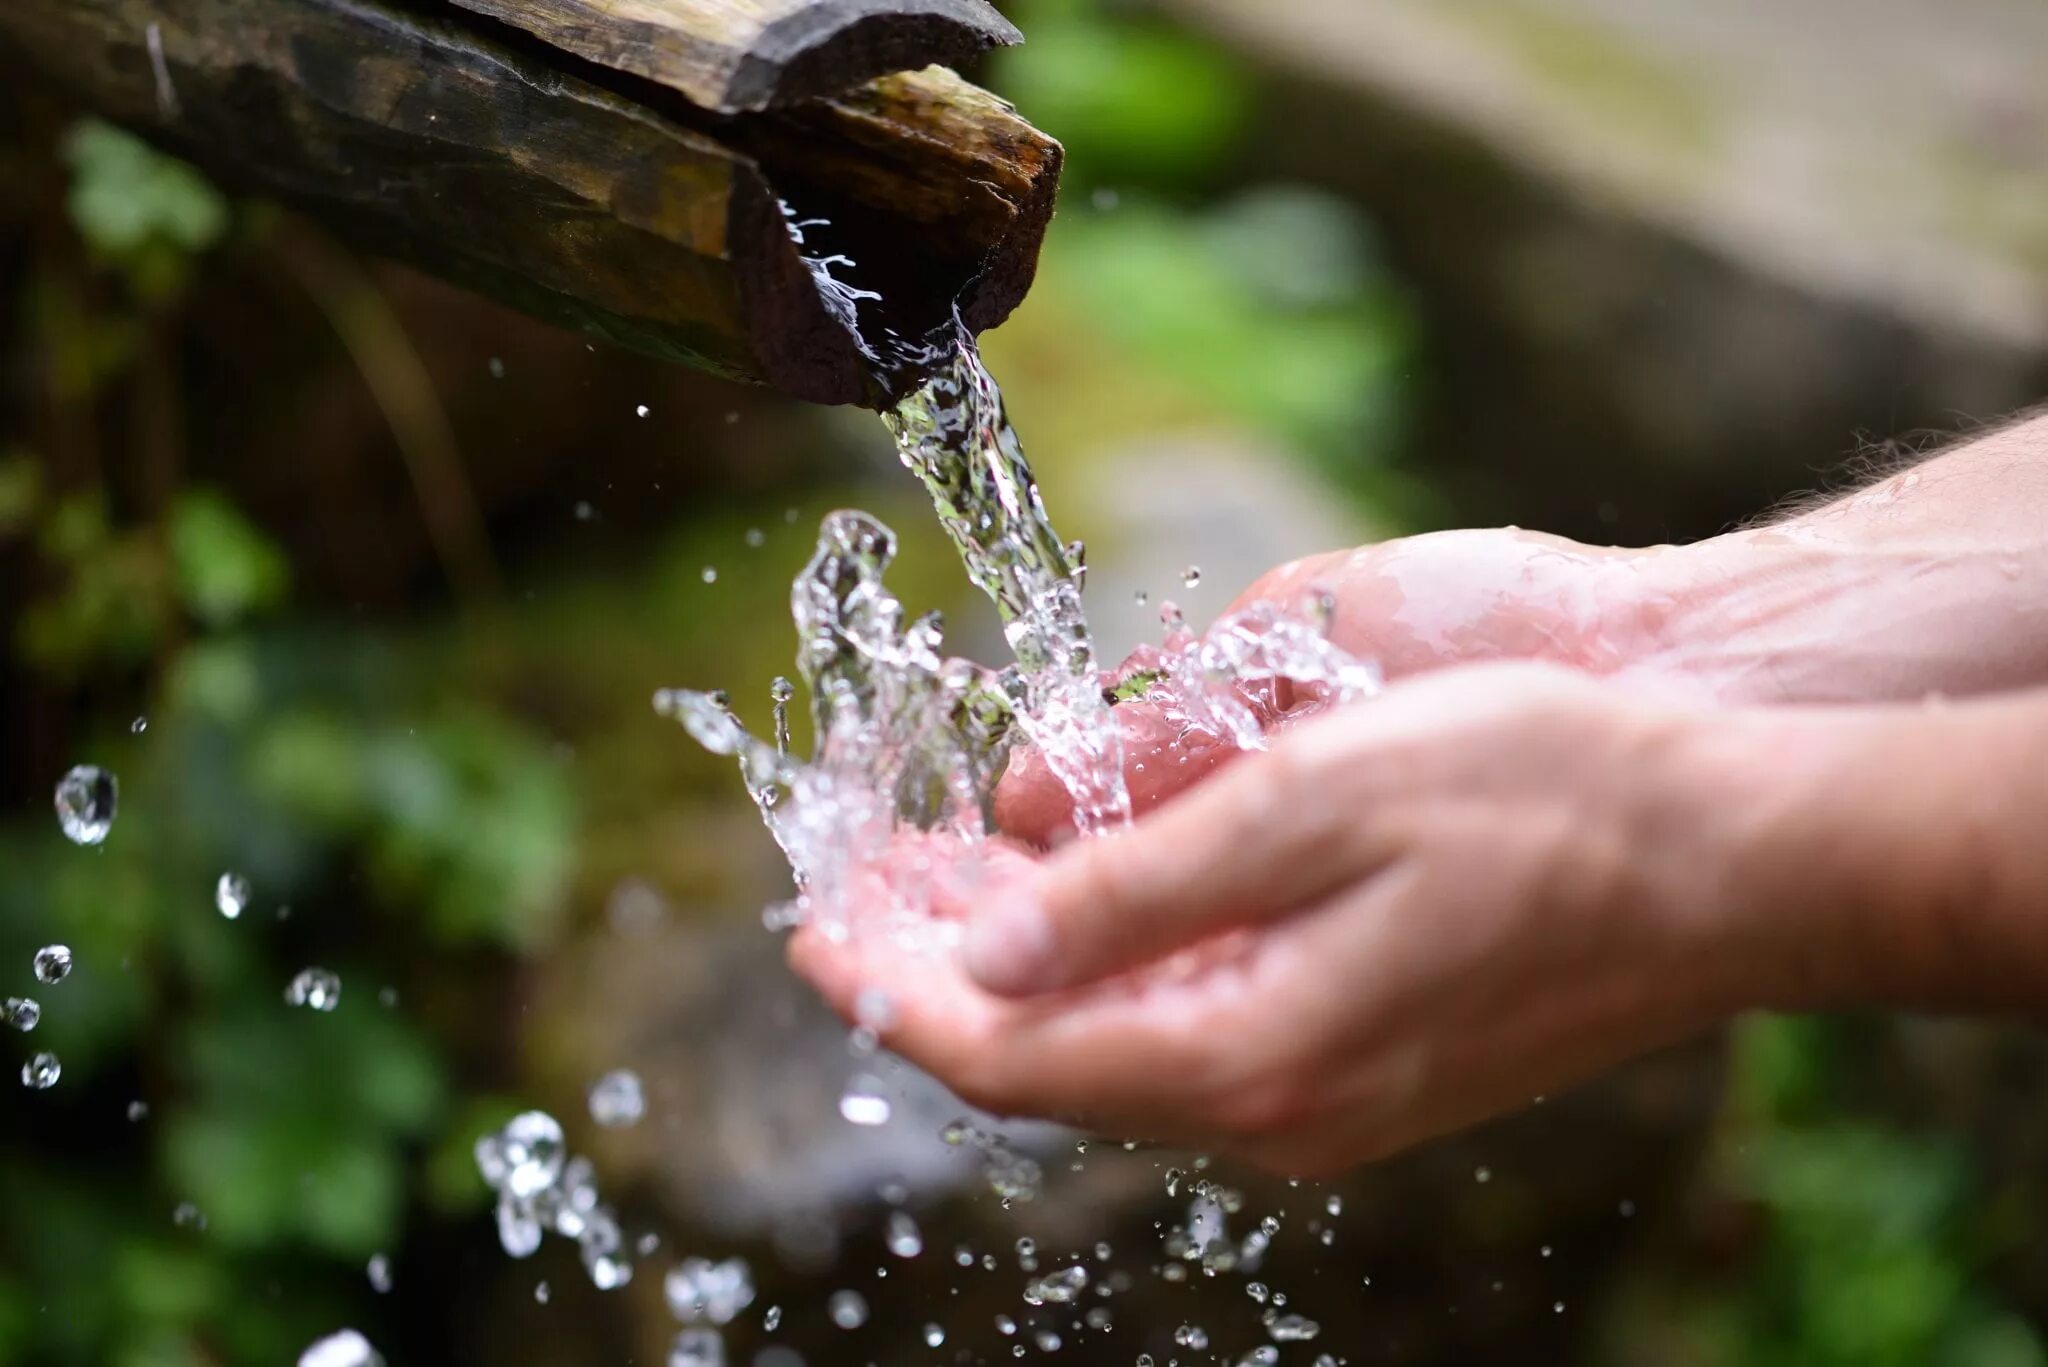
[880,332,1130,834]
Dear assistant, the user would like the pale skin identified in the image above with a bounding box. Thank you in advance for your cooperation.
[789,410,2048,1175]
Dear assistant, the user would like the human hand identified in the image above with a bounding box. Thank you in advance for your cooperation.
[793,662,1777,1174]
[1000,528,1663,844]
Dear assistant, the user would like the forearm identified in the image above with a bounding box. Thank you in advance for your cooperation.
[1632,411,2048,704]
[1690,688,2048,1015]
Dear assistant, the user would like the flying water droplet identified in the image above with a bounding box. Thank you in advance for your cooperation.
[33,945,72,985]
[130,716,148,734]
[838,1076,890,1126]
[665,1257,754,1326]
[297,1328,385,1367]
[173,1201,206,1230]
[923,1324,945,1347]
[2,997,39,1032]
[215,871,251,919]
[477,1110,566,1200]
[828,1290,868,1329]
[54,765,117,845]
[669,1329,724,1367]
[636,404,651,418]
[534,1280,551,1304]
[702,566,719,584]
[1180,565,1202,588]
[1267,1314,1320,1342]
[588,1069,646,1128]
[367,1253,392,1293]
[19,1057,57,1098]
[886,1210,923,1258]
[285,967,341,1011]
[763,1305,782,1332]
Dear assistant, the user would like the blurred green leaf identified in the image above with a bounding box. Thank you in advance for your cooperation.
[62,120,228,258]
[168,490,289,627]
[995,1,1253,187]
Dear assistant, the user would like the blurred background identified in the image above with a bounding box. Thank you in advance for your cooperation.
[4,0,2048,1363]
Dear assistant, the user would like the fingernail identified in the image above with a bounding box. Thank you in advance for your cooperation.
[964,893,1057,995]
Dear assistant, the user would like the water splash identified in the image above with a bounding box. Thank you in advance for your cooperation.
[667,329,1379,965]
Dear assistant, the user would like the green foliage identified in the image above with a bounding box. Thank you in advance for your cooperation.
[1697,1017,2047,1367]
[168,491,291,627]
[1041,186,1411,488]
[62,120,229,300]
[995,0,1254,189]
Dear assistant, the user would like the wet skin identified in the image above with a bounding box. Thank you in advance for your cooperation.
[791,414,2048,1173]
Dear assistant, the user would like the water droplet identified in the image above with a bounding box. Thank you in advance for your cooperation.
[1132,589,1149,606]
[1035,1329,1063,1352]
[130,716,148,734]
[173,1201,205,1229]
[54,765,117,844]
[477,1111,566,1200]
[33,945,72,985]
[828,1290,868,1329]
[127,1099,148,1122]
[1024,1265,1089,1305]
[853,987,897,1033]
[763,1305,782,1332]
[1091,187,1121,211]
[669,1328,725,1367]
[745,527,767,548]
[1173,1324,1208,1350]
[1540,1244,1553,1258]
[702,566,719,584]
[1325,1194,1342,1216]
[665,1257,755,1326]
[367,1253,392,1292]
[996,1315,1017,1336]
[1618,1198,1636,1217]
[534,1280,550,1304]
[1164,1167,1183,1197]
[1180,565,1202,588]
[1267,1314,1320,1342]
[215,871,251,919]
[886,1210,923,1258]
[923,1323,945,1347]
[1247,1282,1269,1304]
[495,1193,542,1258]
[838,1076,890,1126]
[285,967,341,1011]
[589,1069,646,1128]
[3,997,39,1032]
[1475,1165,1491,1183]
[637,404,651,418]
[488,357,506,379]
[580,1209,634,1289]
[297,1328,385,1367]
[1554,1301,1566,1314]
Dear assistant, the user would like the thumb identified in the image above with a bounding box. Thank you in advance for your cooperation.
[966,734,1367,996]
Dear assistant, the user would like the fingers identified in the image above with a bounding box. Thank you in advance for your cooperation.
[787,921,1231,1139]
[968,734,1379,997]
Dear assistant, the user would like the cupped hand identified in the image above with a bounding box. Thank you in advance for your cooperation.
[791,662,1766,1174]
[998,529,1664,844]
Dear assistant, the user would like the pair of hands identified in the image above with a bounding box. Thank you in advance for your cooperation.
[787,525,1985,1173]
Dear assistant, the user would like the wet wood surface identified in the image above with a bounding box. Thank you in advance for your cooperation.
[0,0,1060,406]
[450,0,1021,112]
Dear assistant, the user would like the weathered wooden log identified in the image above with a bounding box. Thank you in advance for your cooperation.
[449,0,1021,113]
[0,0,1061,407]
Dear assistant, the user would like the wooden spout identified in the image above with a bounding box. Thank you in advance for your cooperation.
[0,0,1062,406]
